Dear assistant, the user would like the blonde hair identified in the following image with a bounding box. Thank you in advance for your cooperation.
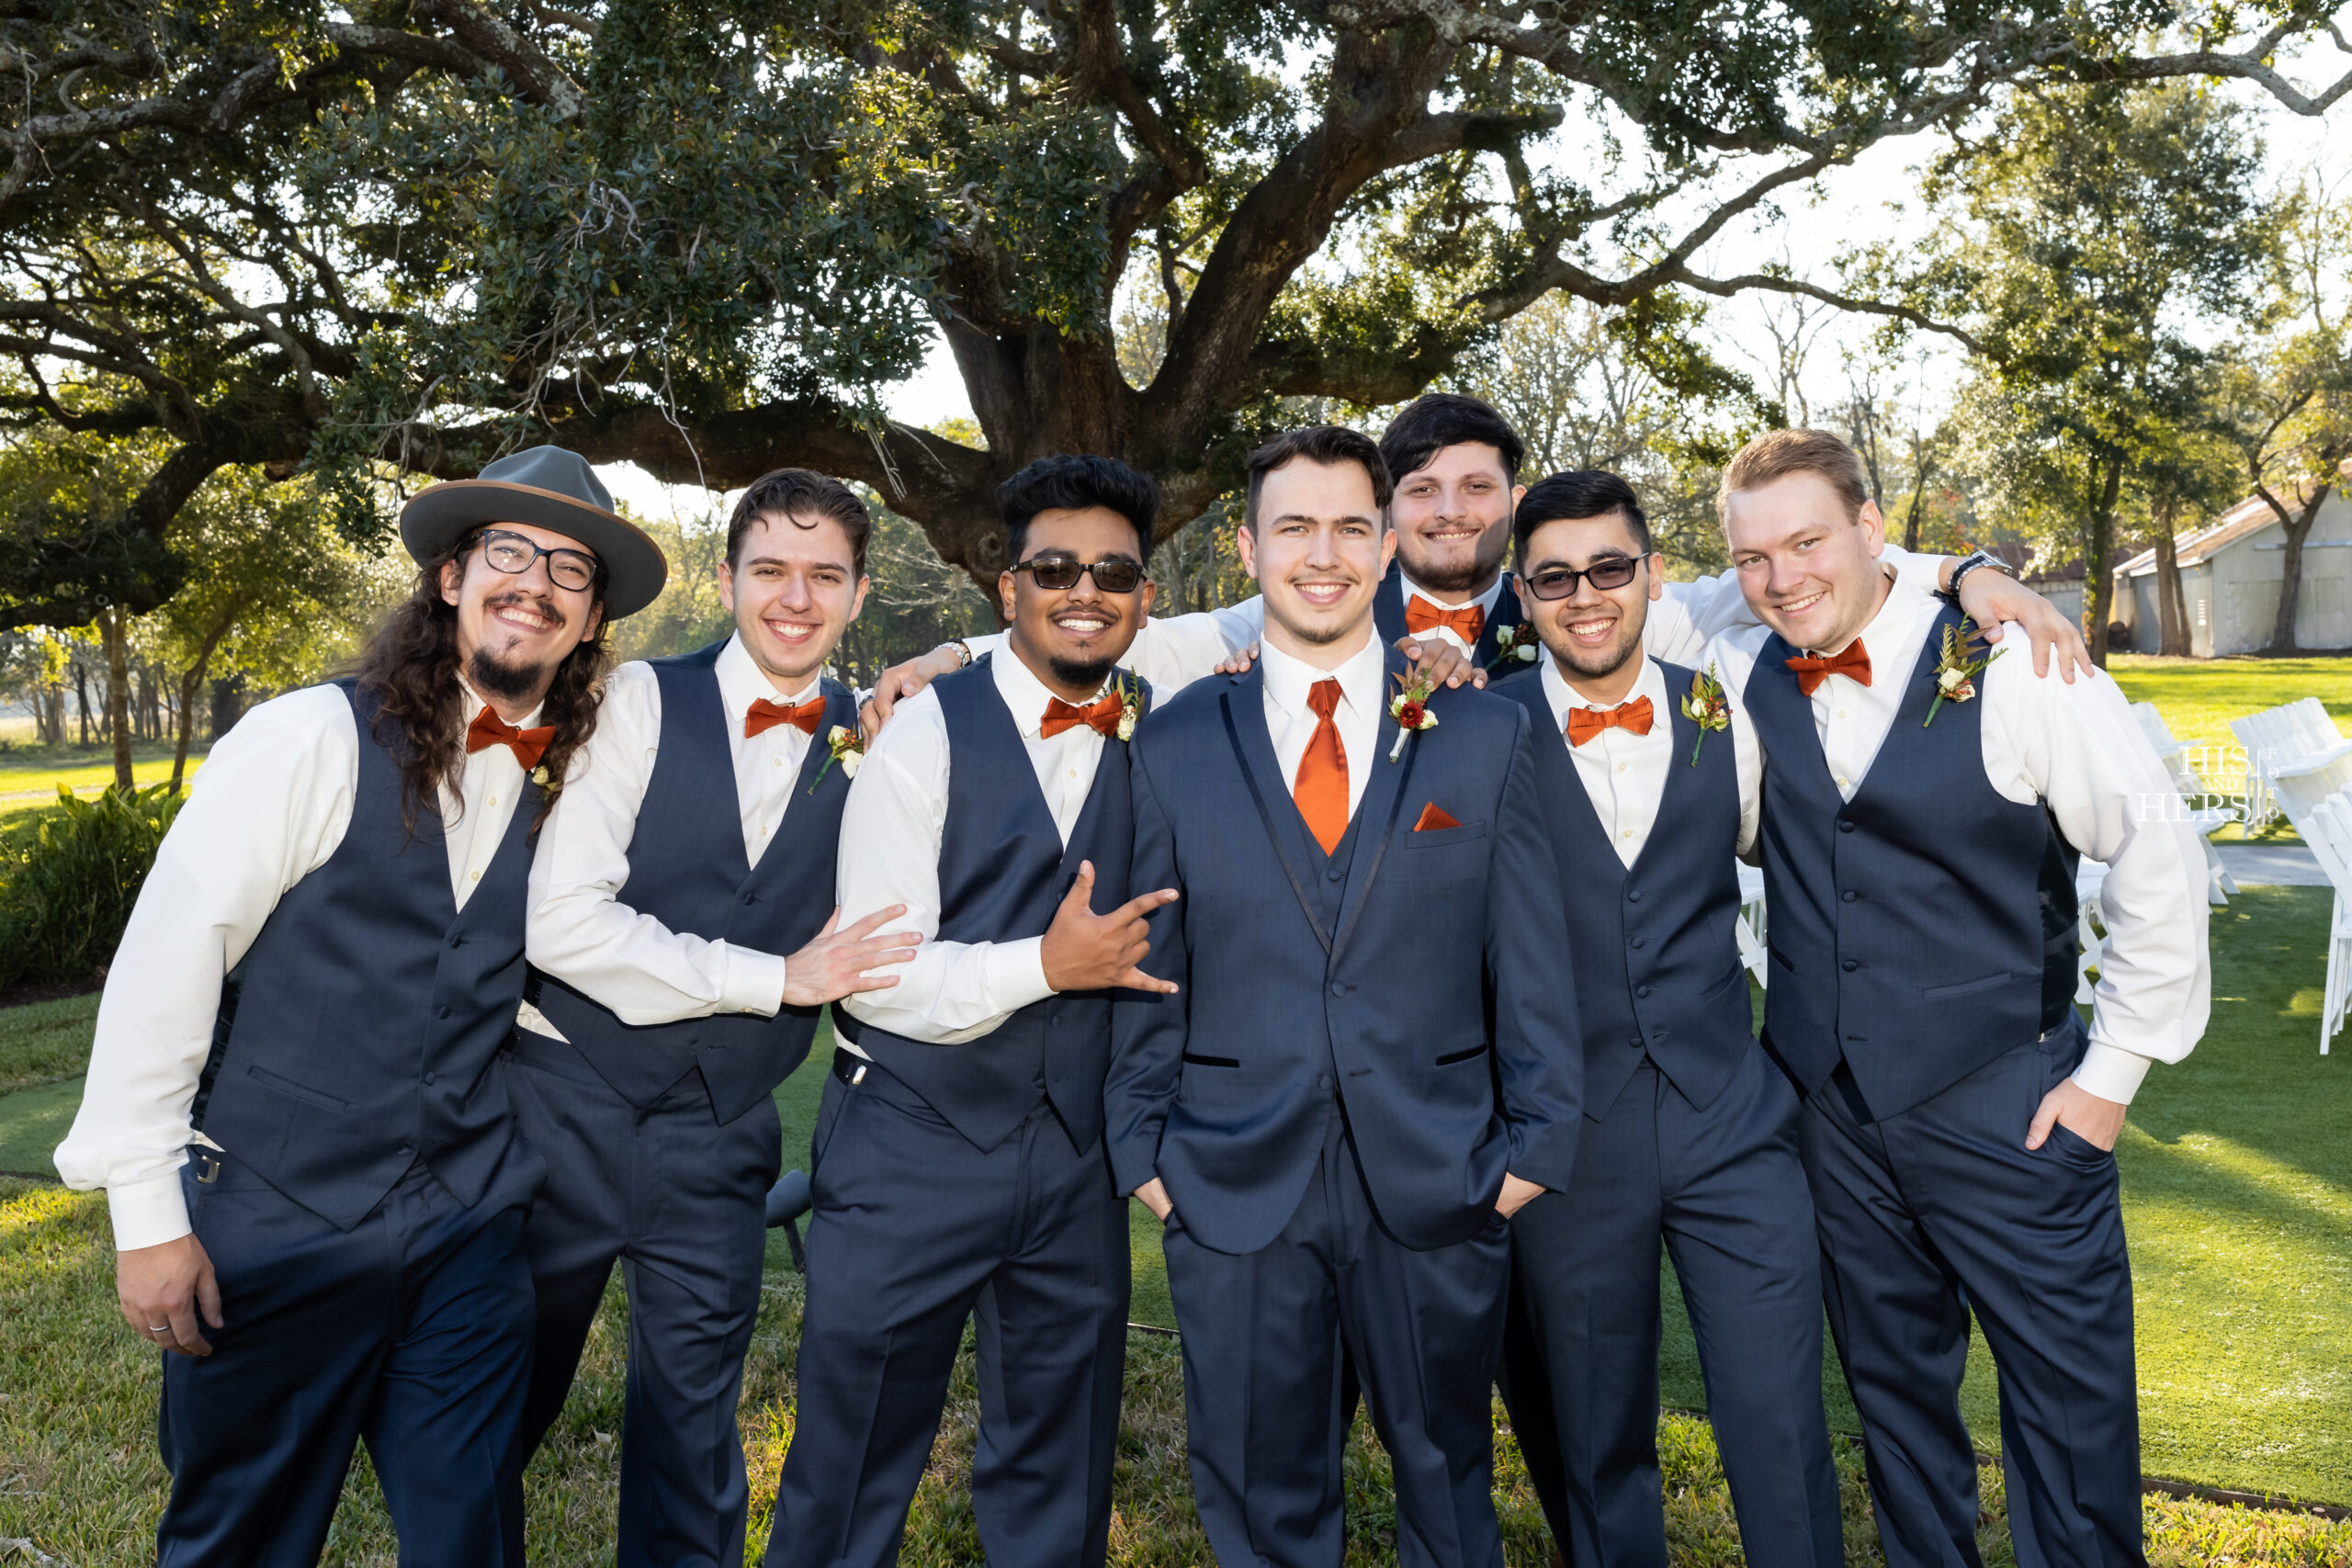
[1717,429,1871,523]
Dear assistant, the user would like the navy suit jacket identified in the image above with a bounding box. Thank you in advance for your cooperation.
[1105,645,1583,1256]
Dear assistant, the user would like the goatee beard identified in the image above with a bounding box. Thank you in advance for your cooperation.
[469,646,548,705]
[1407,532,1510,596]
[1047,652,1118,693]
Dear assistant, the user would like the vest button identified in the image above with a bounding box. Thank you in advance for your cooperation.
[1837,819,1856,833]
[742,893,757,906]
[1629,936,1646,949]
[1318,1075,1334,1090]
[1628,1035,1644,1048]
[423,1072,437,1087]
[1635,985,1652,998]
[1840,959,1859,973]
[436,1005,452,1020]
[1840,890,1858,903]
[1329,981,1349,998]
[1625,889,1643,903]
[449,934,465,949]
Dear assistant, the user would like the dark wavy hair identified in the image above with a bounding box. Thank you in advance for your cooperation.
[1380,392,1525,486]
[349,533,611,833]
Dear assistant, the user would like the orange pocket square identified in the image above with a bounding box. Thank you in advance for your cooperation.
[1412,803,1461,832]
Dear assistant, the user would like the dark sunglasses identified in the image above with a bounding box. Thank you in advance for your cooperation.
[1524,555,1645,601]
[1011,553,1147,594]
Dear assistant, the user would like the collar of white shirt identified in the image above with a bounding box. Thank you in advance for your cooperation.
[1258,626,1388,724]
[1396,565,1508,624]
[1540,653,1669,739]
[715,633,822,729]
[1826,574,1939,684]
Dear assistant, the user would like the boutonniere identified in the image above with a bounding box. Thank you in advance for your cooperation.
[1114,672,1142,743]
[1923,621,2001,728]
[530,764,551,787]
[1680,661,1729,767]
[1486,622,1541,671]
[809,725,864,792]
[1387,670,1441,762]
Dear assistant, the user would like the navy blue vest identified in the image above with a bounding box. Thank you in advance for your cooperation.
[1746,603,2080,1118]
[1498,660,1756,1121]
[193,680,537,1231]
[834,656,1143,1154]
[529,640,855,1122]
[1374,560,1524,669]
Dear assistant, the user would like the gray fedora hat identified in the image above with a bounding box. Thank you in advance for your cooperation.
[400,446,669,619]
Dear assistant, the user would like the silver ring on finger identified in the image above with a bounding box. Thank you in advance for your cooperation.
[149,1325,171,1333]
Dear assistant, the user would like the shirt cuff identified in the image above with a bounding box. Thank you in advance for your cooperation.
[2071,1041,2155,1105]
[107,1167,192,1252]
[719,945,789,1017]
[988,936,1056,1013]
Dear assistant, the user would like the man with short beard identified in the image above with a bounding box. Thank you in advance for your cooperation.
[504,469,920,1567]
[764,456,1180,1568]
[56,446,664,1565]
[1711,430,2207,1568]
[1106,426,1579,1568]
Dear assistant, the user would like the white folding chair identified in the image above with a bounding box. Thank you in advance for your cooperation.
[2131,703,2238,904]
[2074,861,2111,1005]
[1735,863,1770,988]
[2304,787,2352,1055]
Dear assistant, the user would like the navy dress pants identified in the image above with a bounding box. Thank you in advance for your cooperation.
[1803,1021,2143,1568]
[1498,1052,1841,1568]
[154,1143,540,1567]
[501,1031,783,1568]
[765,1055,1130,1568]
[1165,1110,1513,1568]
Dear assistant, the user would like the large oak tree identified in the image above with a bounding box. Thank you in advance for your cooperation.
[4,0,2349,623]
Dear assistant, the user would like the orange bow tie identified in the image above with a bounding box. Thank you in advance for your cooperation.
[1041,692,1125,739]
[1783,640,1871,696]
[745,694,828,740]
[465,706,556,771]
[1566,696,1655,747]
[1404,595,1486,647]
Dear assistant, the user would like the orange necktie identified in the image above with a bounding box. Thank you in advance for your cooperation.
[1783,640,1871,696]
[1566,696,1655,747]
[1403,595,1486,648]
[465,706,556,771]
[1041,693,1125,739]
[1293,679,1350,856]
[744,695,829,739]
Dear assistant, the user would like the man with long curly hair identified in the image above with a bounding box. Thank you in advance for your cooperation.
[56,446,666,1566]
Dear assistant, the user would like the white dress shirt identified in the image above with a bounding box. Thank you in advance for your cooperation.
[836,650,1148,1048]
[1542,656,1760,867]
[961,546,1938,696]
[1710,577,2211,1105]
[56,678,543,1250]
[522,636,815,1036]
[1257,629,1388,820]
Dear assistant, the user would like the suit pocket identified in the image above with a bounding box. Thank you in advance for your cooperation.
[1769,947,1798,976]
[244,1064,351,1113]
[1434,1043,1492,1067]
[1405,820,1488,848]
[1181,1052,1240,1068]
[1922,971,2011,1002]
[1698,964,1747,999]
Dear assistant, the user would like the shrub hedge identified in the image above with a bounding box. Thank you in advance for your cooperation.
[0,784,183,995]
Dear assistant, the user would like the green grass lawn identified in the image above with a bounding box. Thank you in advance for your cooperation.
[2109,655,2352,843]
[0,739,207,816]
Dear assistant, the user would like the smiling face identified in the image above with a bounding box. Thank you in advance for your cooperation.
[998,505,1156,702]
[1724,472,1890,655]
[1389,441,1522,597]
[1514,512,1659,700]
[720,510,868,692]
[440,520,606,709]
[1238,457,1396,660]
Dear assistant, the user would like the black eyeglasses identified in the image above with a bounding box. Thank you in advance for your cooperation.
[471,528,602,593]
[1010,553,1147,594]
[1524,555,1646,601]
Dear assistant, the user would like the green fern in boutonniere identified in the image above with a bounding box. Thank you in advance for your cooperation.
[808,725,864,792]
[1923,621,2002,728]
[1680,661,1730,767]
[1387,669,1440,761]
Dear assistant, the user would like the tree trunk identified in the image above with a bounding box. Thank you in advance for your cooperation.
[74,660,90,746]
[2152,528,2184,655]
[101,608,135,790]
[2267,482,2332,653]
[2085,452,2123,669]
[171,629,230,794]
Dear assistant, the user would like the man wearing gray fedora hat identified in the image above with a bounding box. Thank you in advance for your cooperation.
[57,445,664,1565]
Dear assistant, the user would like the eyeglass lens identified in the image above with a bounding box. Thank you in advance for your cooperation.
[1022,555,1145,593]
[480,531,598,592]
[1527,557,1642,600]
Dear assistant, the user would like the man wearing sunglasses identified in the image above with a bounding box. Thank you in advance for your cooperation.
[764,455,1179,1568]
[503,468,919,1568]
[1488,471,1844,1568]
[57,446,665,1565]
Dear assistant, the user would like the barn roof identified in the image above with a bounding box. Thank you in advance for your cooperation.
[2113,462,2350,579]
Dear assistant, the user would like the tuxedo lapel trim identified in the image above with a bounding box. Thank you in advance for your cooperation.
[1217,678,1333,954]
[1329,647,1416,961]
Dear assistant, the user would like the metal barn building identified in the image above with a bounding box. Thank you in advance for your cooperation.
[2110,485,2352,656]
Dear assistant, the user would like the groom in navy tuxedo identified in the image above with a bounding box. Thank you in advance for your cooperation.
[1106,424,1582,1568]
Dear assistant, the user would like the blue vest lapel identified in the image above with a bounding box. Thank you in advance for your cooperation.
[748,678,856,882]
